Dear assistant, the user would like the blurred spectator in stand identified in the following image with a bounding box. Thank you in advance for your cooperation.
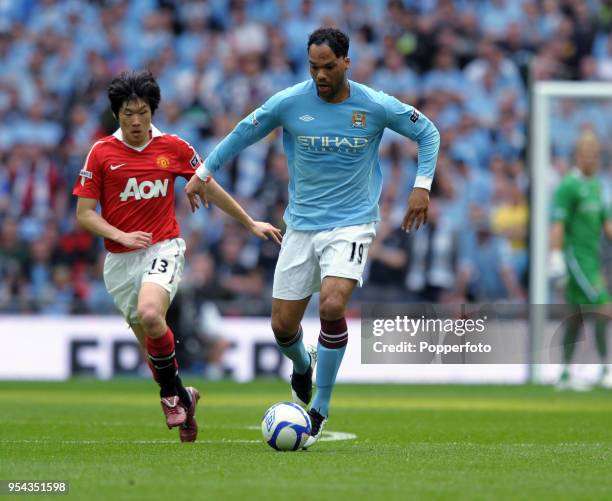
[406,166,464,302]
[365,198,411,301]
[491,177,529,282]
[451,206,525,303]
[167,253,233,379]
[212,225,265,302]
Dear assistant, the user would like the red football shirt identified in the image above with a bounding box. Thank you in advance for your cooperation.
[72,125,203,253]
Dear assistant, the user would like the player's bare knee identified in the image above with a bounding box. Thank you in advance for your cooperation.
[319,297,345,321]
[271,315,299,341]
[137,304,164,335]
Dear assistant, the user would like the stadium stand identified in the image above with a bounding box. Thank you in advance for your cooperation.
[0,0,611,317]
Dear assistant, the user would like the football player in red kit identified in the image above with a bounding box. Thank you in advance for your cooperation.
[73,71,281,442]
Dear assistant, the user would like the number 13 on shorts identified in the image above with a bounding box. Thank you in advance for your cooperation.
[149,258,169,274]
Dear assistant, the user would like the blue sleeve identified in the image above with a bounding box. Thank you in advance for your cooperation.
[381,93,440,190]
[204,93,283,172]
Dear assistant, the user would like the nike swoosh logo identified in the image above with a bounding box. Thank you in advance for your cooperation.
[110,163,126,170]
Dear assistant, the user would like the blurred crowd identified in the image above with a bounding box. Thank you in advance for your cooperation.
[1,0,612,321]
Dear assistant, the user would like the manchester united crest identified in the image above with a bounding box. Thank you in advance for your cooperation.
[351,111,366,128]
[156,155,170,168]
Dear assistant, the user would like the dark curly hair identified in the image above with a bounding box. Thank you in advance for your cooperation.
[107,70,161,116]
[307,28,350,58]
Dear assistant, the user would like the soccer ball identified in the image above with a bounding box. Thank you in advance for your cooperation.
[261,402,312,451]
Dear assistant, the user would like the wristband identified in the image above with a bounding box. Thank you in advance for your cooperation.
[413,176,433,191]
[195,164,213,182]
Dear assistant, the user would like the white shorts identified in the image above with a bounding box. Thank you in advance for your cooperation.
[272,223,376,300]
[103,238,186,325]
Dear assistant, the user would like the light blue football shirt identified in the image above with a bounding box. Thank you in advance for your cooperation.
[201,80,440,230]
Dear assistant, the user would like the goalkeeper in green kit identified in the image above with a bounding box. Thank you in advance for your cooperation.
[550,130,612,389]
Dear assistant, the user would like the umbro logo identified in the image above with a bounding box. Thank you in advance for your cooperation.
[251,111,260,127]
[299,115,315,122]
[110,163,126,171]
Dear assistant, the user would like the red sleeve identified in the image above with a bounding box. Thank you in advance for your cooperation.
[173,135,204,179]
[72,141,104,200]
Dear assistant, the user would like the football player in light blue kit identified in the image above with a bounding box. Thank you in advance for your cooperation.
[186,28,440,447]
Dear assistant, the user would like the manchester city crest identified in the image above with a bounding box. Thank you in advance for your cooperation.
[351,111,366,128]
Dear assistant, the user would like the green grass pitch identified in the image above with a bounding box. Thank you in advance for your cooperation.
[1,380,611,500]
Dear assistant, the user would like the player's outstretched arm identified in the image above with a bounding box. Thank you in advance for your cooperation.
[605,220,612,240]
[188,177,282,244]
[75,197,152,249]
[185,92,283,211]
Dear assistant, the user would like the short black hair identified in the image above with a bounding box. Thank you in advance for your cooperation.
[108,70,161,116]
[307,28,349,58]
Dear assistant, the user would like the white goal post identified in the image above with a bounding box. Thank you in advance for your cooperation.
[529,81,612,381]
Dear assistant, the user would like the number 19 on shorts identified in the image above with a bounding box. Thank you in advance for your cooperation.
[349,242,364,264]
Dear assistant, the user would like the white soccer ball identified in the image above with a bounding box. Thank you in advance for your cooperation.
[261,402,312,451]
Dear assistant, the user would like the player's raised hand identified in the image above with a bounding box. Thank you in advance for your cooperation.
[249,221,283,245]
[401,187,429,233]
[185,174,210,212]
[117,231,153,249]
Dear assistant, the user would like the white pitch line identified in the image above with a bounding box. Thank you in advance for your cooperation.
[319,431,357,442]
[245,426,356,442]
